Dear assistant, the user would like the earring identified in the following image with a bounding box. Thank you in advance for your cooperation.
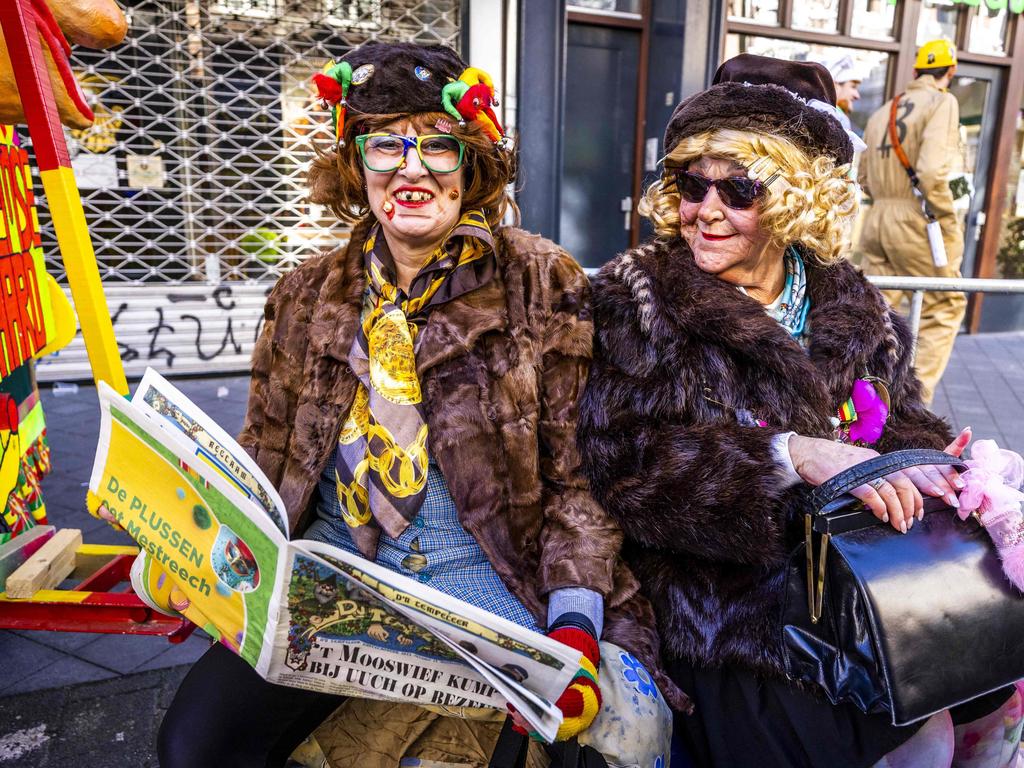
[448,188,460,200]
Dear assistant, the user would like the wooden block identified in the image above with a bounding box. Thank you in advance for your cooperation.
[5,529,82,598]
[0,526,55,592]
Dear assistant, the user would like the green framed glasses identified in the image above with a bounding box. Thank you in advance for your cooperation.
[354,133,465,174]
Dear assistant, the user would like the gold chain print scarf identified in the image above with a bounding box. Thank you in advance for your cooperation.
[335,210,496,559]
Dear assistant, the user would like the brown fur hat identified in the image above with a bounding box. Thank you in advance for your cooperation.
[664,54,854,165]
[340,42,466,118]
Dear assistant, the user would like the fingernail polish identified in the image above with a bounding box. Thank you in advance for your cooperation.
[882,513,889,523]
[917,509,924,521]
[930,485,942,496]
[946,494,960,508]
[907,517,914,530]
[954,478,966,489]
[900,521,908,534]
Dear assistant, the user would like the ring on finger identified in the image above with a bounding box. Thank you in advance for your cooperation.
[868,478,886,491]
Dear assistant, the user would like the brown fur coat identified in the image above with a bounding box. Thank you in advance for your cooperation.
[577,236,953,682]
[238,219,689,711]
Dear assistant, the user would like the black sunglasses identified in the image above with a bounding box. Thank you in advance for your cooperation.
[671,169,767,210]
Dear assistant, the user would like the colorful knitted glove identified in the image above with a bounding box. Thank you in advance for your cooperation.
[513,612,602,741]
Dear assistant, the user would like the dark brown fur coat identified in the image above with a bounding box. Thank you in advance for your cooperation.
[238,219,689,711]
[577,236,953,682]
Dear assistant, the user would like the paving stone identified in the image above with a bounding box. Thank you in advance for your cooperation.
[71,633,188,675]
[13,630,103,654]
[3,656,117,696]
[133,635,212,672]
[0,634,66,693]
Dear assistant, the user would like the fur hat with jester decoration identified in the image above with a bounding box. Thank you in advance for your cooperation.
[312,42,509,150]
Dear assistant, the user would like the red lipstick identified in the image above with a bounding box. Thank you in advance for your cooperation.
[701,232,734,241]
[392,185,436,208]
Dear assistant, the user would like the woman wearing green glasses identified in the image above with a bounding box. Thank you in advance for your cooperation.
[157,41,683,768]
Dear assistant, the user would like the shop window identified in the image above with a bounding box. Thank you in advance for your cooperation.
[917,0,960,45]
[995,96,1024,278]
[568,0,642,13]
[850,0,897,40]
[968,5,1010,56]
[728,0,780,26]
[792,0,840,33]
[725,35,890,136]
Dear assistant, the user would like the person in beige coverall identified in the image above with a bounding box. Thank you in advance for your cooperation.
[859,39,965,405]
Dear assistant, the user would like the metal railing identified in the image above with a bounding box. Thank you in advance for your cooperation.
[866,276,1024,348]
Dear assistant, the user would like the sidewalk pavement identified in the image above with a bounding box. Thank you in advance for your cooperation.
[1,333,1023,766]
[0,375,249,768]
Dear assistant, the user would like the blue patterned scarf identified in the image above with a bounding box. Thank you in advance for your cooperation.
[764,246,811,346]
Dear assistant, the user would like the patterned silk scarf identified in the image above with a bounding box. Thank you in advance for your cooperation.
[764,246,811,347]
[335,210,496,559]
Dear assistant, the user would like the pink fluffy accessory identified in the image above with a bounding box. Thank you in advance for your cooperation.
[957,439,1024,592]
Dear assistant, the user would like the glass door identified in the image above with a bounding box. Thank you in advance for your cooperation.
[560,22,641,269]
[948,63,1004,279]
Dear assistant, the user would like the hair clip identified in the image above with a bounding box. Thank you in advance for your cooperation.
[747,157,790,193]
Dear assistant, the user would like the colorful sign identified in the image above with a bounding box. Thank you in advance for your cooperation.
[0,126,51,378]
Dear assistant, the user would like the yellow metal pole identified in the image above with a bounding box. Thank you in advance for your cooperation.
[40,169,128,394]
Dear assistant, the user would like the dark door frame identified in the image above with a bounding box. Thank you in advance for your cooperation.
[516,0,568,242]
[950,62,1005,284]
[566,4,650,247]
[969,28,1022,332]
[517,0,694,247]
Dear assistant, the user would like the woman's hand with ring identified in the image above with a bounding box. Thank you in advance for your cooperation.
[788,435,920,533]
[880,427,972,516]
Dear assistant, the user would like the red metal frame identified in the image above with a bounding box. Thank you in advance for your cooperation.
[0,545,196,641]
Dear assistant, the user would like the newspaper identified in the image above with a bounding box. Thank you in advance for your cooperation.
[87,369,579,742]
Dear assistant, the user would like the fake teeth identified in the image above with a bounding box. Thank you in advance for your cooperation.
[395,190,434,202]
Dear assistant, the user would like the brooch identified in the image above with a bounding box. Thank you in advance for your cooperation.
[836,376,890,445]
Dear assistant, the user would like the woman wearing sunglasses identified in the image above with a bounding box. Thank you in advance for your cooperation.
[578,55,1023,767]
[157,41,683,768]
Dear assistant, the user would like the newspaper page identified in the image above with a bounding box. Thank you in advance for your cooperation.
[88,382,287,667]
[89,372,581,741]
[134,369,288,536]
[267,541,580,742]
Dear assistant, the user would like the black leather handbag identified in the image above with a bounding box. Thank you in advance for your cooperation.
[782,448,1024,726]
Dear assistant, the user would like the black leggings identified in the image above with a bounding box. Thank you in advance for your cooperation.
[158,642,345,768]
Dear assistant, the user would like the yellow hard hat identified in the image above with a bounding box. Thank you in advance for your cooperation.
[915,39,957,70]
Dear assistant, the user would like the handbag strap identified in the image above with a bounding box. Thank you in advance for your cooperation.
[808,448,966,512]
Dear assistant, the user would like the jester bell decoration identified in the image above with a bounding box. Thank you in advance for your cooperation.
[312,60,353,149]
[441,67,507,148]
[311,42,510,152]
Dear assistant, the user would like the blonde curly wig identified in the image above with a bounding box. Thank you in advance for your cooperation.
[638,128,859,266]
